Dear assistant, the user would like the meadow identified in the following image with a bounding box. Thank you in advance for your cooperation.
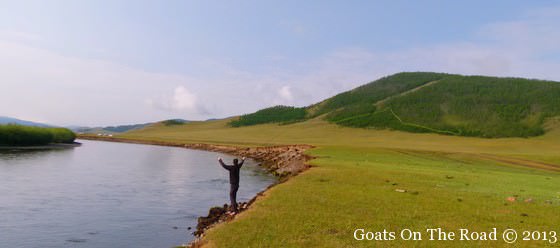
[118,117,560,247]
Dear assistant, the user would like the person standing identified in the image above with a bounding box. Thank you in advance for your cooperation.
[218,156,245,213]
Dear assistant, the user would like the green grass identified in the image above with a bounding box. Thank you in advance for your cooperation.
[0,124,76,146]
[116,118,560,247]
[207,147,559,247]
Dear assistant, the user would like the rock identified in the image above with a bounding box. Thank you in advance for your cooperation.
[194,206,228,236]
[395,189,407,193]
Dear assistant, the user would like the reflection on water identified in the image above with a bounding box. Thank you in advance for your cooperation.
[0,148,73,161]
[0,140,276,248]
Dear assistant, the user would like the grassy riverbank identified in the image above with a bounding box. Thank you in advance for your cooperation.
[0,124,76,146]
[111,118,560,247]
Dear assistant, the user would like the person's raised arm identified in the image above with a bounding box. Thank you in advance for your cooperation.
[238,157,246,167]
[218,157,231,170]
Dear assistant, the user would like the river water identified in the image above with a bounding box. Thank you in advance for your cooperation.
[0,140,276,248]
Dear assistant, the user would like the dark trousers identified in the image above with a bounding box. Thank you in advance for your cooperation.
[230,184,239,212]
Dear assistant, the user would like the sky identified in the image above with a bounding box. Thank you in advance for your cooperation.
[1,1,560,126]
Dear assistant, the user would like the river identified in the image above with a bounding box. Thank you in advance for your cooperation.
[0,140,276,247]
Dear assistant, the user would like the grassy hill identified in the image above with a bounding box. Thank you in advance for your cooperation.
[230,72,560,138]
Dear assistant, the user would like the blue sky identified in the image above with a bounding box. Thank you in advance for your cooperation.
[1,1,560,126]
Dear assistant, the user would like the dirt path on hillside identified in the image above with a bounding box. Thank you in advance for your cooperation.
[375,80,441,107]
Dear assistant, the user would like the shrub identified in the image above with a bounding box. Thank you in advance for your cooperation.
[162,119,186,126]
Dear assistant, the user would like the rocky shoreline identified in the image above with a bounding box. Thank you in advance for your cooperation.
[78,135,315,247]
[79,136,313,178]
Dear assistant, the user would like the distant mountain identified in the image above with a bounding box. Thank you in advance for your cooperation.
[0,116,51,127]
[71,119,189,134]
[103,123,152,133]
[230,72,560,138]
[71,123,152,134]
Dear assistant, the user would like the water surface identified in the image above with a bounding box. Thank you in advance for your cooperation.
[0,140,276,247]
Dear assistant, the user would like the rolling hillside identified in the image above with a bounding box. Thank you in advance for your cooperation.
[231,72,560,138]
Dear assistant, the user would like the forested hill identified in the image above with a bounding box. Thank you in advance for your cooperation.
[229,72,560,138]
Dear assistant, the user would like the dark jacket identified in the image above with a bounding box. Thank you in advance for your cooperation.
[219,159,244,185]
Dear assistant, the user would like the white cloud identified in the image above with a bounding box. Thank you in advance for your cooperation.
[277,86,293,102]
[147,86,207,114]
[173,86,198,111]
